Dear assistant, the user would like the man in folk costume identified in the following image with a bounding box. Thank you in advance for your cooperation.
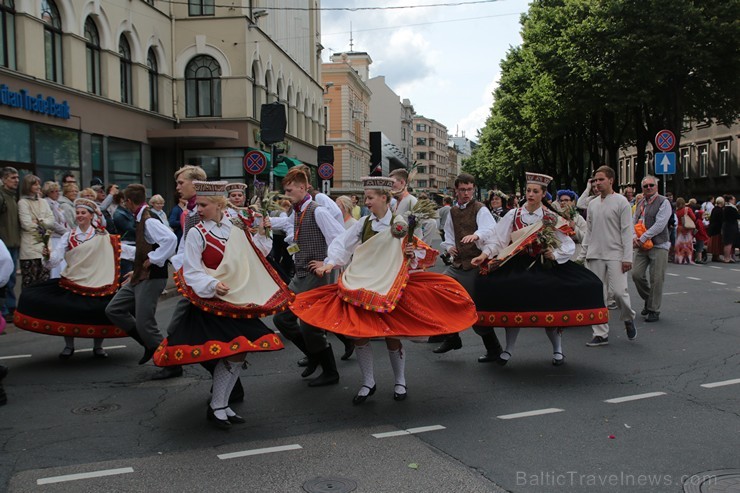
[390,168,418,216]
[273,167,345,387]
[578,165,637,346]
[105,184,178,364]
[432,173,503,361]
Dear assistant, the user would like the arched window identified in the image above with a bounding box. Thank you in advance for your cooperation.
[0,0,15,69]
[119,36,132,104]
[41,0,62,82]
[185,55,221,117]
[84,18,101,94]
[147,48,159,112]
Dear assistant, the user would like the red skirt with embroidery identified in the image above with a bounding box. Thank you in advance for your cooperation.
[153,301,284,367]
[289,271,477,338]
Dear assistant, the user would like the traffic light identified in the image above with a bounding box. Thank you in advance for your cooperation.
[272,145,285,164]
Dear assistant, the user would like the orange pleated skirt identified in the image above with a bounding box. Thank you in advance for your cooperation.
[290,271,477,338]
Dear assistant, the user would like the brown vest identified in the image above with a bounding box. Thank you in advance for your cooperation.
[451,201,483,270]
[130,208,168,285]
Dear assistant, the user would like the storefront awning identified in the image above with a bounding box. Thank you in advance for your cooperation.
[147,128,239,141]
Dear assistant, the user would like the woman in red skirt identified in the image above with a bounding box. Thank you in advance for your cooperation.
[290,176,477,404]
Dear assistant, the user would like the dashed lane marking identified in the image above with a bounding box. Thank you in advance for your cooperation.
[496,408,564,420]
[709,266,722,269]
[701,378,740,389]
[686,277,702,281]
[372,425,446,438]
[663,291,688,296]
[76,345,127,353]
[217,444,302,460]
[711,281,727,286]
[731,268,740,272]
[37,467,134,485]
[0,354,32,361]
[666,273,680,276]
[604,392,666,404]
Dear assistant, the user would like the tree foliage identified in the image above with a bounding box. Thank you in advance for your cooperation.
[465,0,740,195]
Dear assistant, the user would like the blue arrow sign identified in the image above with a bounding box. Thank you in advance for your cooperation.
[655,152,676,175]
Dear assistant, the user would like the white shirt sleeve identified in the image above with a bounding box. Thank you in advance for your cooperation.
[47,231,71,268]
[315,206,346,248]
[577,184,595,210]
[440,214,455,253]
[120,243,136,261]
[482,209,516,257]
[326,217,365,267]
[0,240,14,287]
[144,218,178,267]
[182,228,220,299]
[315,193,345,225]
[553,230,575,263]
[474,206,497,243]
[251,232,273,257]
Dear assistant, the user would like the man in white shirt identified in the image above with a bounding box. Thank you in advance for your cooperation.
[579,165,637,346]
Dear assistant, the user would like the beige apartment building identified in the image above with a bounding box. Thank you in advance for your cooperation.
[367,75,414,168]
[412,115,450,194]
[322,51,371,194]
[0,0,324,200]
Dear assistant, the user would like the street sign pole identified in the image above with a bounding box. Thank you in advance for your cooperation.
[269,143,275,191]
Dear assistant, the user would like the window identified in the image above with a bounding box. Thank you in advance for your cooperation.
[91,134,103,183]
[416,137,426,146]
[119,36,132,104]
[680,148,690,179]
[84,18,101,94]
[41,0,62,83]
[416,180,427,188]
[185,55,222,117]
[147,49,159,112]
[417,152,426,160]
[416,124,426,132]
[108,138,141,186]
[189,0,214,16]
[416,166,426,174]
[1,0,15,69]
[718,141,729,176]
[698,145,708,177]
[0,118,30,162]
[183,149,245,182]
[34,124,80,182]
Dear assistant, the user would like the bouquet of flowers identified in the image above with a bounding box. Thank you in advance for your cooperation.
[34,223,52,261]
[252,180,282,237]
[527,213,562,270]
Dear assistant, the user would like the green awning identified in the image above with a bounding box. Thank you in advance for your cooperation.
[283,157,302,168]
[272,162,289,177]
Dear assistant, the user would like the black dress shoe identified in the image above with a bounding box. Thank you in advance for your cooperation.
[432,336,462,354]
[393,384,407,401]
[495,351,511,366]
[352,384,376,405]
[93,348,108,359]
[645,312,660,323]
[139,347,156,365]
[478,353,497,363]
[227,412,246,424]
[297,356,309,367]
[301,358,319,378]
[59,347,75,360]
[151,366,183,380]
[206,406,232,430]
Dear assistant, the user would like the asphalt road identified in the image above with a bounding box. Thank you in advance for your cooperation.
[1,258,738,492]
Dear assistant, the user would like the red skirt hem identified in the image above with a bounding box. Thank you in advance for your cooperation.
[153,334,284,367]
[476,307,609,327]
[13,312,127,338]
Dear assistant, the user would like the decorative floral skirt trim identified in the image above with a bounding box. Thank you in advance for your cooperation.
[290,271,478,338]
[153,301,284,367]
[14,279,124,338]
[476,308,608,327]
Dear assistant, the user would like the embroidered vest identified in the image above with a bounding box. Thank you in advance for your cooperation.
[451,202,483,270]
[131,208,168,285]
[196,223,227,270]
[293,202,327,278]
[360,214,396,243]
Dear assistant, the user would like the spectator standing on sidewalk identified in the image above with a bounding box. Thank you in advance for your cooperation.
[579,166,637,347]
[0,167,20,323]
[632,175,671,323]
[707,196,725,261]
[18,175,55,288]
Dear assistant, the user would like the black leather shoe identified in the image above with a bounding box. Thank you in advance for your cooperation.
[139,347,156,365]
[206,406,232,430]
[641,306,648,316]
[151,366,183,380]
[478,353,497,363]
[0,365,8,381]
[297,356,309,367]
[552,352,565,366]
[432,336,462,354]
[59,347,75,360]
[301,358,319,378]
[393,384,407,401]
[495,351,511,366]
[93,348,108,359]
[352,384,376,405]
[645,312,660,323]
[227,411,246,424]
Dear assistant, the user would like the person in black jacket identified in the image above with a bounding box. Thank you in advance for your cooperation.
[721,195,738,263]
[707,197,725,261]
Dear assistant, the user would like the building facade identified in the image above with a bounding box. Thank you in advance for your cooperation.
[367,75,414,168]
[322,52,372,194]
[412,116,450,194]
[0,0,324,202]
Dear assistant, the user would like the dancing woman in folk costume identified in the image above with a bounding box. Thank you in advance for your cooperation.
[152,181,293,430]
[224,182,248,217]
[471,173,607,366]
[14,198,124,359]
[291,177,478,404]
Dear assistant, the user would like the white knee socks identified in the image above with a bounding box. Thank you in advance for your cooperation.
[355,343,375,397]
[388,346,406,395]
[501,327,520,361]
[211,359,239,420]
[546,327,563,361]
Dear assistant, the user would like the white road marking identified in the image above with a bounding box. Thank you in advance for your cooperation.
[666,273,680,277]
[217,444,302,460]
[663,291,688,296]
[37,467,134,485]
[0,354,32,361]
[372,425,446,438]
[76,345,127,353]
[711,281,727,286]
[496,408,564,420]
[604,392,666,404]
[709,266,722,269]
[701,378,740,389]
[731,268,740,272]
[686,277,702,281]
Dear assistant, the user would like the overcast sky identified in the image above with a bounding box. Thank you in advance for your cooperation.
[320,0,531,142]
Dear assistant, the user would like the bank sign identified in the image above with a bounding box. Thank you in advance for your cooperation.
[0,84,71,120]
